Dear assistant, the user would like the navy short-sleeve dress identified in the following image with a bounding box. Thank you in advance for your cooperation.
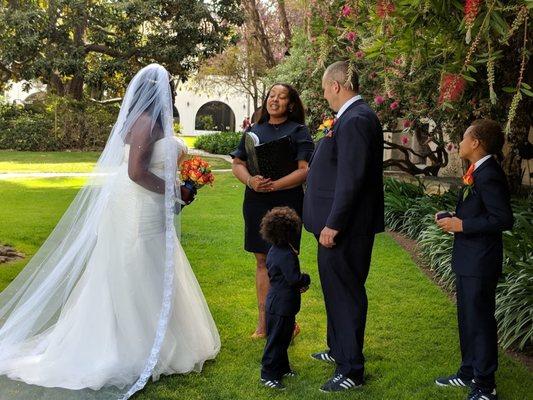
[230,120,314,254]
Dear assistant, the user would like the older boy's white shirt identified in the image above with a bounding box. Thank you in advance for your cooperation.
[336,95,362,119]
[475,154,492,170]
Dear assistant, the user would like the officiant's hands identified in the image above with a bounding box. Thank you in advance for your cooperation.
[319,226,339,248]
[248,175,273,192]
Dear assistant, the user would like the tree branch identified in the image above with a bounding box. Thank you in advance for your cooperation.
[84,44,138,59]
[90,97,122,104]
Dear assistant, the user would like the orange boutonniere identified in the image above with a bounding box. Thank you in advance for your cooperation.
[462,164,475,200]
[317,117,337,138]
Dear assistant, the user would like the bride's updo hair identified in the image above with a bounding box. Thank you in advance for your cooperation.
[260,207,302,247]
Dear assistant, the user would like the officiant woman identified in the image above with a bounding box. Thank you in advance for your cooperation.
[230,83,314,339]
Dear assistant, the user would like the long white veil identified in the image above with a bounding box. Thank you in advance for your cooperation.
[0,64,181,399]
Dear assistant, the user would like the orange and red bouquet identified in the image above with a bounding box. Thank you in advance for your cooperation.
[180,156,215,191]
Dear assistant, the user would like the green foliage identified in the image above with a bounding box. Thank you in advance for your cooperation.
[0,0,243,99]
[0,97,118,151]
[275,1,531,183]
[196,115,217,131]
[385,177,533,351]
[194,131,241,155]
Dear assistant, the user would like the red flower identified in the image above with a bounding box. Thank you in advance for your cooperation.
[464,0,482,28]
[374,95,385,105]
[355,50,365,59]
[438,73,467,104]
[341,4,352,17]
[377,0,395,18]
[402,119,412,129]
[401,135,409,145]
[345,31,357,42]
[390,100,400,110]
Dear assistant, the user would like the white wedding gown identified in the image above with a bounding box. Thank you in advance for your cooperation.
[0,136,220,392]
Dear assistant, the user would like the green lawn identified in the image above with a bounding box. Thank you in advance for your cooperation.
[0,174,531,400]
[0,150,230,173]
[0,150,101,173]
[179,135,198,148]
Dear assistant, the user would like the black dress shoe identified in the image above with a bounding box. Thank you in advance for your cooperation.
[467,387,498,400]
[283,370,297,378]
[311,351,335,363]
[435,374,474,388]
[319,373,363,392]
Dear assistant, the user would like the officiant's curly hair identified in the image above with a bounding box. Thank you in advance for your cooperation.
[257,83,305,125]
[260,207,302,247]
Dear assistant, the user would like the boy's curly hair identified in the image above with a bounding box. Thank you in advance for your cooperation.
[260,207,302,247]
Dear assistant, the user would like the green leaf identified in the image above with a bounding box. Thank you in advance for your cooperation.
[520,88,533,97]
[521,82,531,90]
[466,65,477,73]
[502,87,517,93]
[461,74,476,82]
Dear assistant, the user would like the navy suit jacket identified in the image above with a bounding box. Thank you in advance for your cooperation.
[452,157,514,277]
[265,245,310,317]
[303,99,385,235]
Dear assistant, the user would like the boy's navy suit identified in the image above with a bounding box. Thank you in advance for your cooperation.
[452,156,513,391]
[303,98,384,380]
[261,245,310,381]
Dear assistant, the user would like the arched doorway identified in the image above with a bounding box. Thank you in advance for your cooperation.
[195,101,236,132]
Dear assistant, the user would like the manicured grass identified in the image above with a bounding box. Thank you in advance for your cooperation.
[0,150,229,173]
[0,151,100,173]
[193,155,230,170]
[178,135,197,148]
[0,173,531,400]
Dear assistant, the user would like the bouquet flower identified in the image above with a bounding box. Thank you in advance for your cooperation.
[180,156,215,195]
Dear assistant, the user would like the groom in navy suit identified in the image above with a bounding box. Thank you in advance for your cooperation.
[303,61,384,392]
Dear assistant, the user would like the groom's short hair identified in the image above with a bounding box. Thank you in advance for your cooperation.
[324,61,359,93]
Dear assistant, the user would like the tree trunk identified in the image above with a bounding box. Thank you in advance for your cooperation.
[276,0,291,50]
[67,0,88,101]
[243,0,276,68]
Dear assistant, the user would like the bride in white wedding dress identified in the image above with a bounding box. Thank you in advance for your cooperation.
[0,64,220,400]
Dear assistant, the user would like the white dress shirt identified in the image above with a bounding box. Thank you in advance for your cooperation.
[336,95,362,120]
[474,154,492,170]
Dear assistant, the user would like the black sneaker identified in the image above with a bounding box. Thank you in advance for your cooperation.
[260,378,285,390]
[435,374,474,388]
[283,370,297,378]
[319,373,363,392]
[467,387,498,400]
[311,351,335,364]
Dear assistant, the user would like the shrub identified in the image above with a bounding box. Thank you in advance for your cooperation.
[194,131,242,155]
[0,97,118,151]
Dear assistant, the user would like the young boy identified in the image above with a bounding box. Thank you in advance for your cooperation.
[259,206,310,390]
[435,119,514,400]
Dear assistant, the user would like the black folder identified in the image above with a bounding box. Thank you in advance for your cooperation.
[244,133,297,180]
